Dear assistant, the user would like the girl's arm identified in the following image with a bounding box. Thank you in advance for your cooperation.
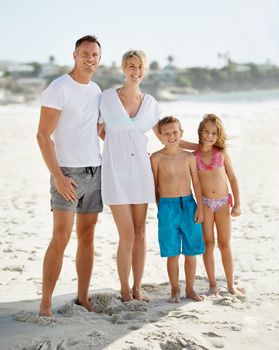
[152,123,199,151]
[189,154,204,223]
[224,151,241,217]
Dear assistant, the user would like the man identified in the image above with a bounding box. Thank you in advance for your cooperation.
[37,35,102,317]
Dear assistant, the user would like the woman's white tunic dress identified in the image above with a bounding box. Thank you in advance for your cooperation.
[99,88,162,205]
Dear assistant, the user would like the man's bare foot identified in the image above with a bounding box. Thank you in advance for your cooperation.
[121,289,133,302]
[75,298,99,313]
[132,289,150,302]
[186,289,204,302]
[208,285,219,295]
[228,286,245,296]
[168,291,181,303]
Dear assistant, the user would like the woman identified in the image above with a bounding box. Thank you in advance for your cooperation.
[98,50,161,301]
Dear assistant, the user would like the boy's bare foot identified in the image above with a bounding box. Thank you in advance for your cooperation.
[168,291,181,303]
[228,286,245,296]
[132,289,150,302]
[121,289,133,302]
[208,285,219,295]
[186,289,204,302]
[39,306,54,317]
[75,298,100,313]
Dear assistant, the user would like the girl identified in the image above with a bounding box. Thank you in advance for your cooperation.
[195,114,244,295]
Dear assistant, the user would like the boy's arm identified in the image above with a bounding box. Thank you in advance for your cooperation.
[36,106,78,203]
[224,151,241,217]
[150,153,160,205]
[189,154,204,223]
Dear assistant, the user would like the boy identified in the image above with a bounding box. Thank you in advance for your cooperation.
[151,116,205,302]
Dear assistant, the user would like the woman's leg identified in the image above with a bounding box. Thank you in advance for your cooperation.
[110,204,135,301]
[202,206,217,294]
[131,203,148,300]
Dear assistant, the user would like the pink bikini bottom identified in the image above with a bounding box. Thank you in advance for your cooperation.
[202,194,233,213]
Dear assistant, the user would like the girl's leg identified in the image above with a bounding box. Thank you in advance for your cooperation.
[215,204,238,293]
[130,203,148,300]
[110,204,134,301]
[167,256,180,303]
[202,206,217,294]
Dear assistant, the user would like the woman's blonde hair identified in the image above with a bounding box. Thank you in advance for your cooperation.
[198,114,227,150]
[121,50,147,71]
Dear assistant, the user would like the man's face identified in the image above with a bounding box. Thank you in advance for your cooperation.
[73,41,101,75]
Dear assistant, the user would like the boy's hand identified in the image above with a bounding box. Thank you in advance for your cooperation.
[231,205,241,217]
[194,206,203,224]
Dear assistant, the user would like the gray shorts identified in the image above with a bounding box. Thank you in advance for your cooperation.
[50,166,103,214]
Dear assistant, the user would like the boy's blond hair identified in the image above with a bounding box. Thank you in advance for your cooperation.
[158,116,183,133]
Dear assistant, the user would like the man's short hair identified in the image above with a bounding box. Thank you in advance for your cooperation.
[75,35,101,50]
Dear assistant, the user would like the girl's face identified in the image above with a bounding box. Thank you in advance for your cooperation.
[123,57,145,85]
[201,121,218,146]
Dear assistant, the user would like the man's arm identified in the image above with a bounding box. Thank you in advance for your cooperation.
[97,122,106,140]
[36,106,77,203]
[189,154,203,223]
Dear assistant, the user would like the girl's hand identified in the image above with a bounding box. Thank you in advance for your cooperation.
[231,205,241,217]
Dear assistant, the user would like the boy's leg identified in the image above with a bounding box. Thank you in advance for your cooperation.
[184,255,204,301]
[167,256,181,303]
[130,203,149,301]
[76,212,99,311]
[110,204,135,302]
[202,206,218,294]
[40,210,75,316]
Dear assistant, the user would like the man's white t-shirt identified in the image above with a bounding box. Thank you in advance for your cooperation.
[41,74,101,167]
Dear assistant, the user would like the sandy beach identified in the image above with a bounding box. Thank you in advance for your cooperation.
[1,96,279,349]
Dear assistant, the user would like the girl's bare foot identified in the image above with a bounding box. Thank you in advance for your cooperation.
[186,289,204,302]
[132,289,150,302]
[121,289,133,302]
[208,285,219,295]
[168,291,181,303]
[228,286,245,296]
[75,298,100,313]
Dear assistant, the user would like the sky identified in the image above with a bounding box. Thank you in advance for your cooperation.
[1,0,279,68]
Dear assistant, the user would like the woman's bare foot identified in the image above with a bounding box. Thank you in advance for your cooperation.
[132,289,150,302]
[121,289,133,302]
[39,307,54,317]
[168,291,181,303]
[186,289,204,302]
[228,286,245,296]
[75,298,100,313]
[208,285,219,295]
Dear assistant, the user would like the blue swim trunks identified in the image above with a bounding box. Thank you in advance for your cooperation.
[157,195,205,257]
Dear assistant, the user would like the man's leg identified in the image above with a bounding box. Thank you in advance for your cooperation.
[40,210,75,316]
[75,212,98,311]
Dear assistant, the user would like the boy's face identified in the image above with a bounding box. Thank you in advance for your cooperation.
[159,122,183,146]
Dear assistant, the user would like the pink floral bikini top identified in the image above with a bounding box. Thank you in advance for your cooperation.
[195,148,224,171]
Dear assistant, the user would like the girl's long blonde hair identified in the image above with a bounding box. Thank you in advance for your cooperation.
[198,114,227,150]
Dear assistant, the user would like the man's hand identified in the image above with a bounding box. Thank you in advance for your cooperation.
[54,175,78,203]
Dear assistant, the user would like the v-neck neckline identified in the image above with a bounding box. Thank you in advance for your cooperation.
[114,88,145,121]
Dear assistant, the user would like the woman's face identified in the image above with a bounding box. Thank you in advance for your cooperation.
[123,56,145,85]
